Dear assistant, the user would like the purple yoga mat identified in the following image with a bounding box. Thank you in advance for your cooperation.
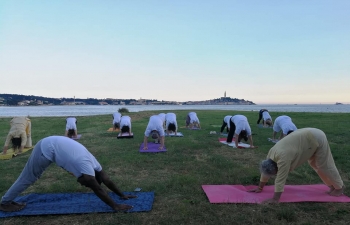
[139,143,167,153]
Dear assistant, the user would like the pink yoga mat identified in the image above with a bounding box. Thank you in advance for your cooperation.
[202,184,350,203]
[139,143,167,153]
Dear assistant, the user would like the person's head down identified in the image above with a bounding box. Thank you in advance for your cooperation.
[151,131,159,140]
[113,122,120,130]
[167,123,176,132]
[67,129,75,138]
[260,159,278,177]
[11,137,22,149]
[238,130,248,142]
[121,126,129,133]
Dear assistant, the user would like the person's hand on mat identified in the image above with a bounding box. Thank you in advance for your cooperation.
[2,146,8,155]
[250,145,258,149]
[158,146,164,150]
[121,195,137,200]
[113,204,133,211]
[143,146,148,150]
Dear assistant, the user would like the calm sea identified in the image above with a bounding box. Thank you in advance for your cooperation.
[0,104,349,117]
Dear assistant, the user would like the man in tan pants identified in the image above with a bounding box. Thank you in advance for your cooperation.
[2,117,32,155]
[249,128,344,203]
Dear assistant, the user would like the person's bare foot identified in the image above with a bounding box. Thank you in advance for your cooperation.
[329,186,345,196]
[114,204,133,211]
[0,201,26,212]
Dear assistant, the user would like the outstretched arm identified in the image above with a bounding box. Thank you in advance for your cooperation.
[143,136,148,150]
[99,171,136,199]
[159,136,165,150]
[79,174,133,211]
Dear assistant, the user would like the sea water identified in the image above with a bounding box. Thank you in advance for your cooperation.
[0,104,349,118]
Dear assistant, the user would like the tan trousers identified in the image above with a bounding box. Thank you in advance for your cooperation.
[308,129,343,189]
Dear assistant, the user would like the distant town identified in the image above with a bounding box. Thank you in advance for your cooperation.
[0,92,255,106]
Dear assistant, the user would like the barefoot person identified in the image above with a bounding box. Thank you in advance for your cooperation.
[0,136,136,212]
[143,115,165,150]
[257,109,273,127]
[272,115,297,140]
[226,115,256,148]
[248,128,344,203]
[165,113,178,135]
[2,117,32,155]
[185,112,201,129]
[65,117,78,138]
[112,112,122,131]
[120,115,132,136]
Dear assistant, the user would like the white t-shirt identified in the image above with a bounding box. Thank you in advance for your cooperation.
[273,115,297,134]
[188,112,200,124]
[144,115,165,137]
[230,115,252,135]
[41,136,102,178]
[165,113,177,129]
[66,117,77,130]
[262,111,272,121]
[120,116,131,129]
[223,115,232,128]
[112,112,121,124]
[158,113,166,123]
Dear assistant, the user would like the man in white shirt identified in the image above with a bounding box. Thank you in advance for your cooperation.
[226,115,256,148]
[112,112,122,131]
[143,115,165,150]
[120,116,132,136]
[273,115,297,140]
[0,136,136,212]
[185,112,201,129]
[65,117,78,138]
[165,113,178,135]
[257,109,273,127]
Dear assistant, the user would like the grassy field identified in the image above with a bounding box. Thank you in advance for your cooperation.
[1,110,350,225]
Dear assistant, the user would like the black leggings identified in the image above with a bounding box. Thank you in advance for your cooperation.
[257,109,268,124]
[226,120,236,143]
[220,120,229,133]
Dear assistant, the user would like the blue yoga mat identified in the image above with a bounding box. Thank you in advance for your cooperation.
[0,192,154,218]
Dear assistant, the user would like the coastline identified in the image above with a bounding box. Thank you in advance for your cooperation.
[0,104,349,118]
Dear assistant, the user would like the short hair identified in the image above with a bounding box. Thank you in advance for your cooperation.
[238,130,248,142]
[260,159,278,177]
[121,125,130,133]
[67,129,75,138]
[168,123,176,132]
[11,137,22,149]
[151,131,159,139]
[287,130,294,135]
[265,119,272,126]
[113,122,120,129]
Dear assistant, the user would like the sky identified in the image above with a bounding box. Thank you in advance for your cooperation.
[0,1,349,104]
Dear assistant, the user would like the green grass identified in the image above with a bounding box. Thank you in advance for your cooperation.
[1,110,350,225]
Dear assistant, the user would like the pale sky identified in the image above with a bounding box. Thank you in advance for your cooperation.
[0,1,349,104]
